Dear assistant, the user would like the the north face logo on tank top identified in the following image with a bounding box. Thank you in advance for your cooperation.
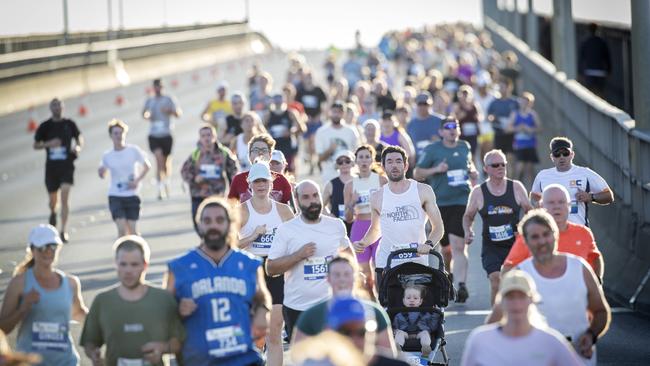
[385,205,420,222]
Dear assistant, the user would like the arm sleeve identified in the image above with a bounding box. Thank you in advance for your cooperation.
[585,168,609,193]
[416,145,436,169]
[267,224,289,260]
[502,235,530,267]
[79,295,103,347]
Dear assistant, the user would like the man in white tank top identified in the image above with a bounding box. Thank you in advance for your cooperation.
[486,209,611,365]
[352,146,445,290]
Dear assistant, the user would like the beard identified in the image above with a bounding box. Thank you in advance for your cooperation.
[387,168,405,182]
[201,228,228,251]
[300,202,322,221]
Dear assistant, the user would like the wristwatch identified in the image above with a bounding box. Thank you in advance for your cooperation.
[585,328,598,344]
[590,193,597,202]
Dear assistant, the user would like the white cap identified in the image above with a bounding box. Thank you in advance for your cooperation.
[499,269,540,301]
[247,162,273,182]
[271,150,286,163]
[334,149,354,161]
[217,80,229,90]
[28,224,62,248]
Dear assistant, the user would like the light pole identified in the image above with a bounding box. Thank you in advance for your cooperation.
[62,0,69,43]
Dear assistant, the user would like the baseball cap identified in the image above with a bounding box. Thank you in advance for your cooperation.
[331,100,345,109]
[415,92,432,105]
[476,70,492,87]
[271,150,286,163]
[327,297,366,330]
[550,138,573,153]
[216,80,229,90]
[28,224,63,248]
[499,270,540,300]
[272,93,284,103]
[334,150,354,162]
[247,162,272,182]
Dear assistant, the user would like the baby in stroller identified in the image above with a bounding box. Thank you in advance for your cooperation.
[393,284,441,356]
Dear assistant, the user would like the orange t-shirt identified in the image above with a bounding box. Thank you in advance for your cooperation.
[503,222,601,271]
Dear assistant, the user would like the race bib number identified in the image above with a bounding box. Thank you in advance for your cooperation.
[206,325,247,358]
[302,95,318,108]
[488,224,514,242]
[251,231,275,250]
[461,122,478,136]
[151,120,167,135]
[48,146,67,161]
[356,190,371,206]
[498,117,510,130]
[570,200,579,214]
[304,256,332,281]
[447,169,469,187]
[31,321,69,351]
[338,204,346,220]
[117,359,150,366]
[212,110,226,122]
[390,243,419,266]
[270,124,288,138]
[199,164,222,179]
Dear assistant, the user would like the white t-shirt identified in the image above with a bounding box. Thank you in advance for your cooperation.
[461,323,582,366]
[100,145,148,197]
[315,122,360,183]
[531,165,609,225]
[267,215,351,311]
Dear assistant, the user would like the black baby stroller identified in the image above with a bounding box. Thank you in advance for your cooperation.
[378,247,454,366]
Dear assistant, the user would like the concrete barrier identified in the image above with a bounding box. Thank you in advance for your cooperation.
[484,17,650,314]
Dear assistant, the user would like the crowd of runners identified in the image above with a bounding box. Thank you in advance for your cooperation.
[1,23,616,366]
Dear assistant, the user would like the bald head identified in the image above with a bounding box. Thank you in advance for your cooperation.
[295,180,322,221]
[541,184,571,225]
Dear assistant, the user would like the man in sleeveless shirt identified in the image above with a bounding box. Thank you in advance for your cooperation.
[462,149,532,304]
[486,210,610,365]
[352,145,444,292]
[165,197,270,366]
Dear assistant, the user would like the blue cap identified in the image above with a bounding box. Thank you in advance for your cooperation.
[327,297,365,330]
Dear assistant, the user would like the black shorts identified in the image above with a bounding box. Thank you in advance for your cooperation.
[148,135,173,156]
[494,133,514,153]
[282,305,303,341]
[45,163,74,193]
[108,196,141,221]
[481,243,512,275]
[262,257,284,305]
[514,147,540,163]
[439,205,466,247]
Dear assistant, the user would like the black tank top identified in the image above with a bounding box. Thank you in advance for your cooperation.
[268,110,293,155]
[479,180,520,247]
[330,177,352,236]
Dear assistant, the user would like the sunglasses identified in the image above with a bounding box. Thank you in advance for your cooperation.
[33,243,59,252]
[337,159,352,165]
[489,163,506,168]
[443,122,458,129]
[552,150,571,158]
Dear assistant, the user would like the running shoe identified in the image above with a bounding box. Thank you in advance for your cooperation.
[456,283,469,303]
[49,212,56,227]
[60,232,69,243]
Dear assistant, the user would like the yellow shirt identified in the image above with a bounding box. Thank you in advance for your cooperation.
[204,99,232,120]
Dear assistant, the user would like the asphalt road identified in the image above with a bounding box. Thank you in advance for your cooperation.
[0,48,648,365]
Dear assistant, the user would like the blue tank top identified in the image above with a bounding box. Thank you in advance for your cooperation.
[512,111,536,149]
[16,268,79,366]
[168,248,262,366]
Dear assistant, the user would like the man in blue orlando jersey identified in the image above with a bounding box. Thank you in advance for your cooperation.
[165,197,270,366]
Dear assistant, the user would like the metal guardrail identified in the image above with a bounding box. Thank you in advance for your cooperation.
[484,16,650,224]
[0,23,258,80]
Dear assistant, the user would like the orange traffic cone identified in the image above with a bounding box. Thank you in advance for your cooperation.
[115,94,125,106]
[78,104,88,117]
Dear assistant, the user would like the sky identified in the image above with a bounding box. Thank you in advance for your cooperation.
[0,0,631,50]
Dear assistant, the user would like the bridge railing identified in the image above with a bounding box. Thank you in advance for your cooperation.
[483,13,650,312]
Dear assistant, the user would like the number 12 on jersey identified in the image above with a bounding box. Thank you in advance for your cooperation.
[211,298,231,322]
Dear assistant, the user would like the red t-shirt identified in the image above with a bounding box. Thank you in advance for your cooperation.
[503,222,601,271]
[228,171,293,204]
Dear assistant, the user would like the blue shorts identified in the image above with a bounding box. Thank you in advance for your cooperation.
[108,196,141,221]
